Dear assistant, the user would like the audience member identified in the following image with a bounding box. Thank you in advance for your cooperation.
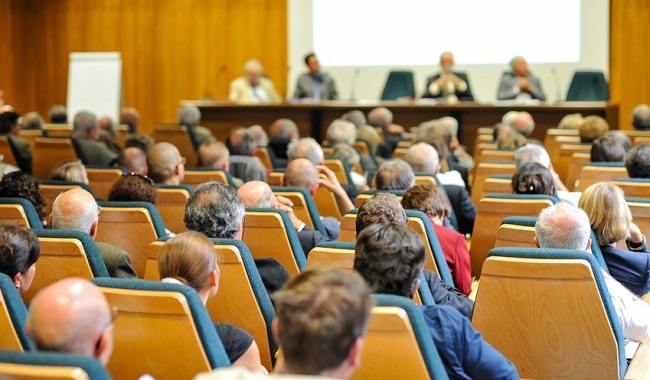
[416,119,471,187]
[558,113,584,130]
[0,223,39,293]
[625,144,650,178]
[287,137,324,165]
[47,105,68,124]
[497,56,546,101]
[355,193,473,317]
[511,162,555,196]
[374,159,415,191]
[354,223,518,379]
[368,107,404,158]
[578,182,649,297]
[0,171,48,226]
[422,51,474,102]
[229,59,280,104]
[228,128,267,183]
[355,125,382,158]
[117,147,148,175]
[326,119,356,146]
[194,266,372,380]
[405,142,464,187]
[0,111,32,173]
[26,278,114,366]
[184,181,289,293]
[331,143,368,193]
[496,129,527,150]
[632,104,650,130]
[247,125,268,147]
[123,133,154,153]
[158,231,262,370]
[579,115,609,143]
[97,115,121,154]
[51,189,137,279]
[22,112,44,131]
[514,144,576,203]
[268,118,299,167]
[147,142,185,185]
[49,159,89,184]
[119,107,141,134]
[591,131,631,162]
[341,110,366,128]
[179,105,216,147]
[401,184,471,295]
[71,111,118,166]
[535,203,650,345]
[108,173,157,204]
[512,111,535,137]
[294,53,338,101]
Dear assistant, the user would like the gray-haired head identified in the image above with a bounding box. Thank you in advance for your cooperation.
[341,110,367,128]
[178,106,201,129]
[244,59,263,73]
[51,188,99,235]
[437,116,459,137]
[374,159,415,191]
[367,107,393,129]
[22,112,44,131]
[535,203,591,251]
[287,137,324,165]
[404,142,439,174]
[269,118,299,140]
[248,125,268,147]
[632,104,650,130]
[501,111,519,127]
[72,111,97,139]
[515,143,550,170]
[326,119,356,146]
[184,181,245,239]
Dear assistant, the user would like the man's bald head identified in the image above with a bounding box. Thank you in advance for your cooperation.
[51,189,99,237]
[147,142,184,184]
[287,137,324,165]
[117,147,147,175]
[284,158,319,191]
[405,143,439,174]
[512,111,535,137]
[237,181,276,208]
[368,107,392,129]
[269,118,299,140]
[26,278,113,365]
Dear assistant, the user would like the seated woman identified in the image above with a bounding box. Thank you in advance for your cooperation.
[579,182,650,297]
[0,171,48,227]
[511,162,555,196]
[49,159,89,184]
[401,184,472,296]
[158,231,263,371]
[0,223,40,293]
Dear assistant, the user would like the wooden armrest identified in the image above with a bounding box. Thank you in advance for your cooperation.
[625,343,650,380]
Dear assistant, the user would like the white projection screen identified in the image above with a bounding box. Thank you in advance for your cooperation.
[288,0,608,102]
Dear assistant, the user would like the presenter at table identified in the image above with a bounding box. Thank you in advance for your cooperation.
[294,53,338,101]
[422,52,474,102]
[497,56,546,101]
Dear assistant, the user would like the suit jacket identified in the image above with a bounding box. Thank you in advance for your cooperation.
[229,155,267,183]
[7,135,32,173]
[442,184,477,236]
[423,270,474,319]
[421,72,474,101]
[228,76,280,104]
[294,72,338,100]
[298,225,326,257]
[600,244,650,297]
[497,71,546,101]
[253,257,290,294]
[95,241,138,279]
[433,224,472,295]
[74,138,118,166]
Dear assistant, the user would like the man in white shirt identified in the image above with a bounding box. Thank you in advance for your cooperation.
[535,203,650,346]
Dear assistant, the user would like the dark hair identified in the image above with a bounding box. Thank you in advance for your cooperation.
[591,131,631,162]
[184,181,245,239]
[356,193,407,235]
[108,173,158,204]
[0,111,20,134]
[354,223,425,297]
[0,223,40,279]
[304,53,316,66]
[511,162,554,195]
[401,184,451,218]
[0,171,48,221]
[625,144,650,178]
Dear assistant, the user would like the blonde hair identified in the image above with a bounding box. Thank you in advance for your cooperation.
[578,182,631,245]
[50,160,89,184]
[158,231,216,292]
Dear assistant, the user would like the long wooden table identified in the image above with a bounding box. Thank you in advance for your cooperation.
[181,100,619,152]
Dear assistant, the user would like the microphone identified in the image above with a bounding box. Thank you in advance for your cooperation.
[550,67,561,103]
[349,68,361,101]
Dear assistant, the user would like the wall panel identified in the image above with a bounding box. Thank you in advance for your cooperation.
[7,0,287,133]
[610,0,650,129]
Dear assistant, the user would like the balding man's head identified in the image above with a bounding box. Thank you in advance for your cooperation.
[147,142,184,184]
[51,189,99,238]
[367,107,392,129]
[269,118,299,141]
[26,278,113,365]
[287,137,324,165]
[405,143,439,174]
[237,181,276,208]
[513,112,535,137]
[283,159,319,193]
[535,203,592,251]
[117,147,148,175]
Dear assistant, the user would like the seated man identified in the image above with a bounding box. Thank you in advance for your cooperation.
[184,181,289,293]
[625,144,650,179]
[227,128,267,183]
[194,266,372,380]
[368,107,404,159]
[229,59,280,104]
[237,180,327,256]
[71,111,118,166]
[26,278,114,366]
[354,222,518,379]
[0,111,32,173]
[356,193,474,318]
[497,56,546,101]
[421,52,474,102]
[632,104,650,130]
[147,142,185,185]
[268,118,299,168]
[197,141,244,187]
[402,184,471,296]
[178,105,216,148]
[591,131,631,163]
[117,146,148,175]
[535,203,650,345]
[50,189,138,279]
[293,53,338,101]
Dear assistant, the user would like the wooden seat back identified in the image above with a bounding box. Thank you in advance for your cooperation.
[628,200,650,241]
[32,138,78,180]
[307,245,355,269]
[0,362,94,380]
[555,143,592,184]
[183,169,232,188]
[0,290,24,352]
[86,167,123,200]
[576,165,629,192]
[43,123,73,137]
[543,128,579,153]
[324,159,351,185]
[565,152,591,191]
[613,180,650,200]
[0,204,35,228]
[470,162,516,206]
[253,147,274,170]
[482,177,513,196]
[494,223,537,249]
[314,185,344,220]
[153,124,198,167]
[633,136,650,147]
[271,189,317,230]
[155,187,191,234]
[338,213,357,242]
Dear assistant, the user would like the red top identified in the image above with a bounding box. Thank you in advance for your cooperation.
[433,223,472,295]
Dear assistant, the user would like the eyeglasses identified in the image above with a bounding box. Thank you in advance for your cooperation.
[177,157,187,167]
[121,172,155,185]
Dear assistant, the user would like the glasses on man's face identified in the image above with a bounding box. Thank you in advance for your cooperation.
[121,172,155,185]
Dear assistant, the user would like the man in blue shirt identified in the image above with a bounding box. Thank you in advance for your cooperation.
[354,222,519,379]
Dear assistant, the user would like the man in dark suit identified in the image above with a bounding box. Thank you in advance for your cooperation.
[71,111,118,166]
[294,53,338,101]
[421,52,474,102]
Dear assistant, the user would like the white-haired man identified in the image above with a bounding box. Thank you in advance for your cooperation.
[497,56,546,102]
[229,59,280,104]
